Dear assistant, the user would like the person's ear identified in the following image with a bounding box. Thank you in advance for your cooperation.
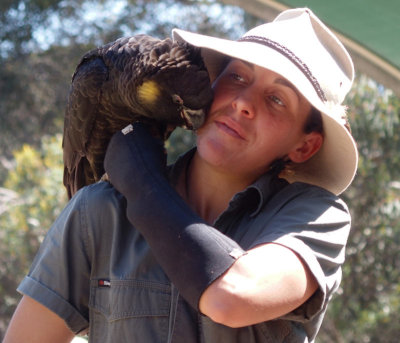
[288,132,323,163]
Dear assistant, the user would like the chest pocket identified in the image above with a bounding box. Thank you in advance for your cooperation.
[89,279,171,343]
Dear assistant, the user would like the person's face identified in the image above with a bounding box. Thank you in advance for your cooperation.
[196,59,316,181]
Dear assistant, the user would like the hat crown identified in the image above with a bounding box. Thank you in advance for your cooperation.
[171,8,358,195]
[243,8,354,106]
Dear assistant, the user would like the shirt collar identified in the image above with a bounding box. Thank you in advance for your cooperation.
[168,148,289,217]
[229,172,289,217]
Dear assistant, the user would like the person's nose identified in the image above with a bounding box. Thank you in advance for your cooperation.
[231,89,256,119]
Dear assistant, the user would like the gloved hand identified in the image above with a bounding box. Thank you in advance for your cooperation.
[104,122,167,203]
[104,122,246,310]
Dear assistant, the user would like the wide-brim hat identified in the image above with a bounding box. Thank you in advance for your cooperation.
[172,8,358,195]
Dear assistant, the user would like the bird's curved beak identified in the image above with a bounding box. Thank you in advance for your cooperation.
[172,94,206,130]
[180,107,206,130]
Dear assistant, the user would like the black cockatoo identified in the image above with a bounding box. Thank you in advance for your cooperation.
[62,34,213,199]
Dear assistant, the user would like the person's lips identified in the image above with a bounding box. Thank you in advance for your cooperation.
[215,117,246,140]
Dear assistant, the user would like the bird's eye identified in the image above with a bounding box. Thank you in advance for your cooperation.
[172,94,183,104]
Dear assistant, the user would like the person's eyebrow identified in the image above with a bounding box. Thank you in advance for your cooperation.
[275,78,301,102]
[241,60,254,69]
[234,60,302,101]
[232,59,254,70]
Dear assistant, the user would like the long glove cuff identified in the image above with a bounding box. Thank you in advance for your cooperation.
[128,179,246,310]
[105,126,246,310]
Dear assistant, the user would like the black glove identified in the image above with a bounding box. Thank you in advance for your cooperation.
[104,122,246,309]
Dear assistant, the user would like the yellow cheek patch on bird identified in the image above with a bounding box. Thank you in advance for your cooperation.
[137,80,161,104]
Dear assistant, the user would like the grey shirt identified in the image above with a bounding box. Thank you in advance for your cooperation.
[18,150,351,342]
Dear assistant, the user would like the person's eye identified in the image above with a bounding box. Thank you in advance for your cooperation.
[230,73,246,82]
[268,95,285,106]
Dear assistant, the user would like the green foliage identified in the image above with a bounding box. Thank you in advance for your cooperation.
[0,43,95,184]
[0,134,67,336]
[0,0,70,57]
[318,76,400,342]
[166,127,196,163]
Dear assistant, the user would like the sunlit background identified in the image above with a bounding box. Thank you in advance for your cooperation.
[0,1,399,342]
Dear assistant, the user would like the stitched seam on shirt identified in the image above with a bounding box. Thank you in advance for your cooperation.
[81,188,92,265]
[107,279,170,291]
[167,283,179,343]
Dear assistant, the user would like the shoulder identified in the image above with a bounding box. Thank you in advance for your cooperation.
[250,180,349,228]
[273,181,349,217]
[42,181,125,243]
[74,179,129,223]
[75,179,124,202]
[255,182,352,269]
[58,182,129,252]
[281,181,343,200]
[253,183,352,319]
[69,181,126,216]
[250,181,351,252]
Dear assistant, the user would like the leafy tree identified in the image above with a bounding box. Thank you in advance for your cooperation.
[0,134,67,336]
[318,76,400,342]
[0,44,92,172]
[0,0,67,57]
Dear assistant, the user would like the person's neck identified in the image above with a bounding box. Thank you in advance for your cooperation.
[182,152,252,224]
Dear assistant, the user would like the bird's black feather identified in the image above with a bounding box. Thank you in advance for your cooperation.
[63,34,213,199]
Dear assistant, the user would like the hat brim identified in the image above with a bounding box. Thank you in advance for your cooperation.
[173,29,358,195]
[173,29,325,110]
[284,114,358,195]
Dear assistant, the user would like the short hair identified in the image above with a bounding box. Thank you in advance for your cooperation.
[304,106,323,134]
[270,107,323,176]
